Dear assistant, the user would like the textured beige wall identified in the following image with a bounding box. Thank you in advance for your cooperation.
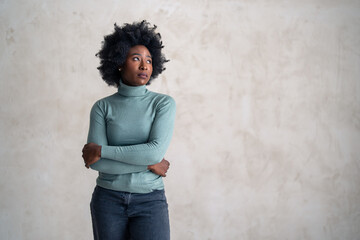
[1,0,359,239]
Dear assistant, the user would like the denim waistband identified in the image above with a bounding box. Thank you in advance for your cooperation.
[93,185,166,205]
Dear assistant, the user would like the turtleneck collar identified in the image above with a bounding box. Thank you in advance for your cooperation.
[117,80,148,97]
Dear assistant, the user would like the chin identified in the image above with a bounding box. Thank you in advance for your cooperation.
[138,79,150,85]
[123,77,150,86]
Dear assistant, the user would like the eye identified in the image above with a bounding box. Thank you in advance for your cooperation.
[146,59,152,64]
[133,57,140,61]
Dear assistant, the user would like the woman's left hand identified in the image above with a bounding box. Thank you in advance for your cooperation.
[147,158,170,177]
[82,143,101,168]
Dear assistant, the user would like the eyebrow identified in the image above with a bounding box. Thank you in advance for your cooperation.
[131,53,152,58]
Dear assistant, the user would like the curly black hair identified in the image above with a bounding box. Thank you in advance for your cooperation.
[96,20,168,87]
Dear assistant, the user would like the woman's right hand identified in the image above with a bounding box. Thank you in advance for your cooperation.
[148,158,170,177]
[82,143,102,168]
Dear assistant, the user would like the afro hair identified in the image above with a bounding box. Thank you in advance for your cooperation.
[96,20,169,87]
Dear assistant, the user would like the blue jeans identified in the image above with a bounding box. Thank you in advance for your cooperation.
[90,186,170,240]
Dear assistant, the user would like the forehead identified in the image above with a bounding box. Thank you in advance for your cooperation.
[127,45,151,57]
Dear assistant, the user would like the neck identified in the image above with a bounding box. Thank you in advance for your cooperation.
[117,80,147,97]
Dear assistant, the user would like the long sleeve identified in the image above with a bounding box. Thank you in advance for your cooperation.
[100,97,176,166]
[87,101,147,174]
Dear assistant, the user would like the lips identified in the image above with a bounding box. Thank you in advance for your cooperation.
[137,73,148,79]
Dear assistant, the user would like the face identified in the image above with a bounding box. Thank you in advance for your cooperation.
[120,45,153,86]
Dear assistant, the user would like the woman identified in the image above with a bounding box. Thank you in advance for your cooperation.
[82,20,175,240]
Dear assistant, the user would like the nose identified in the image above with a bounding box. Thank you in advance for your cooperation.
[139,62,147,70]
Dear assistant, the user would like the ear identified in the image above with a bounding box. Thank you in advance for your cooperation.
[118,63,126,72]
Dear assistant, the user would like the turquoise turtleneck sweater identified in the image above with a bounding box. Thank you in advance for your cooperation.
[86,81,176,193]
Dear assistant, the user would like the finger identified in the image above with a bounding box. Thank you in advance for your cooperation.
[85,158,96,166]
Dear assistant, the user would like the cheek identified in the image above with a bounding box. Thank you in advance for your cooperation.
[123,64,136,75]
